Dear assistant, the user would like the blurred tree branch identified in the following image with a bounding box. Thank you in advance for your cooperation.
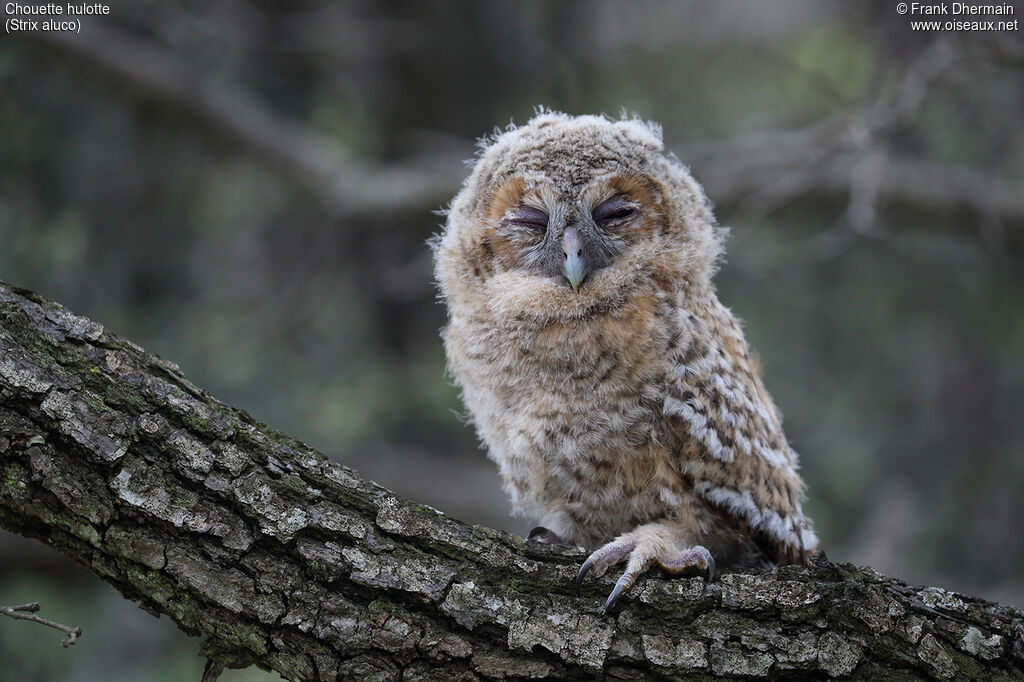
[688,37,1024,260]
[695,139,1024,232]
[3,284,1024,680]
[25,27,1024,260]
[29,26,463,219]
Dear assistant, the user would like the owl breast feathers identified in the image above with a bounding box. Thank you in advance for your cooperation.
[434,111,817,608]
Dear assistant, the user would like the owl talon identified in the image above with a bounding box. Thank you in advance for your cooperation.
[704,553,716,582]
[574,538,637,595]
[659,545,715,582]
[574,556,594,596]
[578,534,716,613]
[600,574,634,614]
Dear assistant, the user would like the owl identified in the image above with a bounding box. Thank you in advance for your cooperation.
[434,111,817,611]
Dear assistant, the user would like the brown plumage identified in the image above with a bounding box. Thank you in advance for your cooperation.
[434,111,817,611]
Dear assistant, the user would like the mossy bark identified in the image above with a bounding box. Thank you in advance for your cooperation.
[1,281,1022,681]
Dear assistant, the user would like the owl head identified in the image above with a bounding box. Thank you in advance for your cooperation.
[435,111,724,324]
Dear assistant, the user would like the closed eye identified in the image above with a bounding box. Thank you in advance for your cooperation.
[506,206,549,230]
[592,196,637,226]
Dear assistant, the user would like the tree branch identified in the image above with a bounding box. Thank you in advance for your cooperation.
[25,25,1023,246]
[689,135,1024,230]
[27,26,463,218]
[1,280,1022,680]
[686,38,1024,256]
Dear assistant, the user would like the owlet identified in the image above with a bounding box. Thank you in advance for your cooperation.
[434,111,817,611]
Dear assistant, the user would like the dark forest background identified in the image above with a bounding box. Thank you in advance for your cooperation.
[1,1,1022,680]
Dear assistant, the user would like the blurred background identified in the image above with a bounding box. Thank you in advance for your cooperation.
[2,1,1022,679]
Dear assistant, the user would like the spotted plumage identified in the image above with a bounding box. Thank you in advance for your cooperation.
[434,111,817,609]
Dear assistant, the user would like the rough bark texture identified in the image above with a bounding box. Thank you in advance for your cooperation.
[1,281,1022,681]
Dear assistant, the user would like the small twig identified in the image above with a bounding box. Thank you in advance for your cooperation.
[1,601,83,647]
[201,658,225,682]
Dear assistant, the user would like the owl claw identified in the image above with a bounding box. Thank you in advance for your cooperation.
[574,538,637,596]
[703,552,716,582]
[659,545,715,582]
[574,556,596,596]
[577,536,715,614]
[600,574,634,614]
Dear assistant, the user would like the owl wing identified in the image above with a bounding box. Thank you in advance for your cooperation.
[661,302,818,564]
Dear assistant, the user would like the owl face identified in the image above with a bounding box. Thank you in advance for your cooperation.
[436,113,724,324]
[482,173,668,293]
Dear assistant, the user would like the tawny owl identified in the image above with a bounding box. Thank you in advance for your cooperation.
[434,111,817,611]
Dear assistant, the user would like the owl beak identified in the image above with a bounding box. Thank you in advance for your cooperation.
[561,227,588,292]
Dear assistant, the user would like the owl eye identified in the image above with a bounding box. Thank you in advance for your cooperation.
[592,197,637,226]
[506,206,549,230]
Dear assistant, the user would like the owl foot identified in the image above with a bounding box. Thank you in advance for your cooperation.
[575,536,714,614]
[526,526,565,544]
